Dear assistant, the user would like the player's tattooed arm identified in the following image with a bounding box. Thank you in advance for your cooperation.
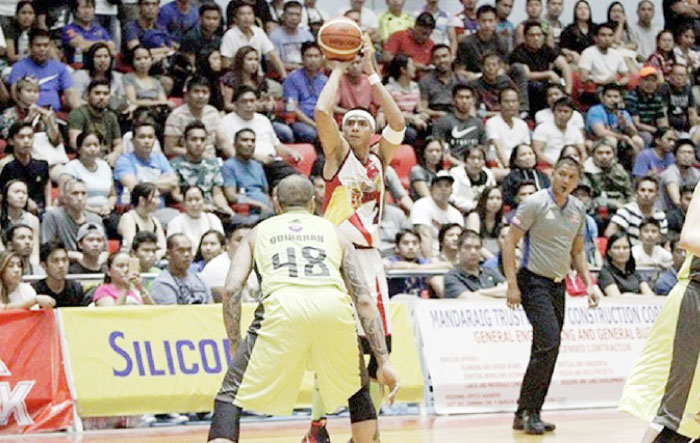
[341,243,390,365]
[223,230,255,355]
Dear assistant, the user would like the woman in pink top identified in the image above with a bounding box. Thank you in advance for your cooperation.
[93,252,154,307]
[383,54,429,145]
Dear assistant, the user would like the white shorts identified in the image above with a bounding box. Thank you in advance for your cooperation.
[354,247,391,336]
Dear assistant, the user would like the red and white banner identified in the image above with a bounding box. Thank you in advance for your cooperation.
[414,297,665,414]
[0,309,74,434]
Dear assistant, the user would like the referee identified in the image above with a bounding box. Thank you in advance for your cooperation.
[503,156,600,435]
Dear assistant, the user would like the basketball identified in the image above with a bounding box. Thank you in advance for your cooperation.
[317,18,364,61]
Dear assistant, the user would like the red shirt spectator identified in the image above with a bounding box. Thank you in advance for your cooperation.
[384,28,435,67]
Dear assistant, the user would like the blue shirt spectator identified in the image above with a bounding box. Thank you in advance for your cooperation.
[654,268,678,296]
[632,148,675,178]
[124,21,174,49]
[61,21,111,64]
[269,27,314,68]
[222,156,270,206]
[9,59,74,111]
[157,0,199,44]
[114,151,175,207]
[585,103,635,137]
[282,67,327,120]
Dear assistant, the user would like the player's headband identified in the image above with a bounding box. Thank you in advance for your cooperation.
[342,109,376,133]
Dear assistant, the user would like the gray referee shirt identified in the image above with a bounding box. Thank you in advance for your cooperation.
[511,189,586,282]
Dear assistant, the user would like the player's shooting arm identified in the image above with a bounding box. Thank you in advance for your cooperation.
[223,230,255,354]
[315,63,348,165]
[341,242,390,365]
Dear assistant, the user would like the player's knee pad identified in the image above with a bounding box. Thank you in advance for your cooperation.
[208,400,242,442]
[348,383,376,423]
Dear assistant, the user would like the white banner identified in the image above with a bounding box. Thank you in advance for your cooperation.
[414,297,665,414]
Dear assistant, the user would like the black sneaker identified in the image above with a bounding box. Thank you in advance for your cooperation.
[301,419,331,443]
[513,411,556,432]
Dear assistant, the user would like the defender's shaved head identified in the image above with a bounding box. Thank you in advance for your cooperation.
[276,175,314,209]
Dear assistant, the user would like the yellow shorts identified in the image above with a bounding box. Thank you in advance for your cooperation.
[215,288,365,416]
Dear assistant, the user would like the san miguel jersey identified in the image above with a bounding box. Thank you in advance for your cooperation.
[323,149,384,248]
[253,210,346,299]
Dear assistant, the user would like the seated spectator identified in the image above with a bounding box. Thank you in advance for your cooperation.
[514,0,556,48]
[598,232,655,297]
[0,250,54,310]
[33,241,89,307]
[341,0,380,43]
[220,1,286,79]
[196,47,227,111]
[298,0,327,35]
[632,128,677,180]
[5,1,37,65]
[443,229,506,299]
[532,97,585,167]
[379,193,411,257]
[171,121,234,217]
[123,45,170,111]
[450,145,496,214]
[625,66,668,146]
[509,20,571,115]
[61,0,115,65]
[409,170,464,258]
[385,165,414,213]
[583,138,633,222]
[114,119,181,219]
[606,2,640,72]
[61,130,117,221]
[69,222,106,274]
[417,0,457,51]
[534,83,585,133]
[336,54,379,121]
[383,11,435,73]
[282,41,327,143]
[659,64,696,138]
[418,44,466,118]
[130,231,161,292]
[117,182,167,260]
[485,87,530,167]
[201,224,258,302]
[9,27,80,111]
[383,54,429,145]
[436,223,463,266]
[180,2,223,64]
[166,186,225,254]
[572,183,604,267]
[465,185,505,258]
[482,224,512,275]
[655,236,686,295]
[151,233,213,305]
[384,228,443,298]
[632,217,673,270]
[378,0,414,43]
[456,5,510,82]
[72,42,127,113]
[269,1,313,71]
[605,175,668,245]
[124,0,176,63]
[0,180,40,261]
[67,79,123,166]
[559,0,593,64]
[661,139,699,210]
[190,229,224,274]
[164,76,233,159]
[4,223,43,276]
[647,30,675,80]
[433,84,486,166]
[0,76,66,182]
[157,0,199,44]
[667,184,694,234]
[578,22,630,88]
[672,24,700,72]
[0,122,51,213]
[409,136,444,201]
[501,144,550,207]
[469,52,519,116]
[93,251,154,306]
[505,180,538,222]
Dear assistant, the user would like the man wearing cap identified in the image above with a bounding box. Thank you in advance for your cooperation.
[409,170,464,258]
[503,156,598,435]
[624,66,669,147]
[69,223,107,274]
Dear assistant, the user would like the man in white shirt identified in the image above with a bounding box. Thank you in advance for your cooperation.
[535,83,585,133]
[485,87,530,167]
[578,22,629,88]
[409,170,464,258]
[628,0,660,60]
[532,97,585,167]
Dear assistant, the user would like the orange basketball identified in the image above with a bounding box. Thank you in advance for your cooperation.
[317,18,364,61]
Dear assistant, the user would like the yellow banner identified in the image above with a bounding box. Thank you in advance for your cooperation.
[59,302,423,417]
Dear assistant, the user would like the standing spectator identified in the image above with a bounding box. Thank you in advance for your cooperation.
[632,128,677,180]
[632,218,673,269]
[384,55,428,145]
[5,1,37,65]
[485,88,530,168]
[501,144,550,207]
[9,27,79,112]
[534,83,585,133]
[532,97,585,167]
[0,251,54,310]
[0,180,40,261]
[378,0,414,44]
[418,44,465,118]
[660,139,700,210]
[409,170,464,258]
[41,178,104,257]
[660,63,697,137]
[625,66,669,146]
[69,222,106,274]
[282,41,327,143]
[124,0,175,62]
[383,12,435,72]
[409,137,444,201]
[180,2,223,64]
[469,52,519,116]
[578,23,630,88]
[166,186,225,255]
[151,233,213,305]
[444,229,505,299]
[200,223,256,302]
[647,30,676,81]
[72,42,127,112]
[598,232,655,297]
[0,122,51,213]
[559,0,594,65]
[61,0,115,65]
[414,0,456,53]
[449,145,496,214]
[629,0,660,60]
[118,182,167,260]
[605,176,668,244]
[4,224,43,275]
[583,138,634,220]
[67,79,123,166]
[654,236,686,295]
[456,5,510,81]
[494,0,515,52]
[433,84,486,166]
[34,241,89,307]
[157,0,199,44]
[93,251,154,306]
[541,0,563,45]
[269,0,313,71]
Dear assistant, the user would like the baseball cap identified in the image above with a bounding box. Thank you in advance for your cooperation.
[431,170,454,186]
[639,66,658,79]
[77,223,106,243]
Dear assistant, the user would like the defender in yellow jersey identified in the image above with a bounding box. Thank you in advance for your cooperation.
[619,180,700,443]
[208,175,399,443]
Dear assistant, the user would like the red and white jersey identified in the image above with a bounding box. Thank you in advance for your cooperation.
[323,150,385,248]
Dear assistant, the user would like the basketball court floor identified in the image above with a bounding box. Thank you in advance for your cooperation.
[4,408,645,442]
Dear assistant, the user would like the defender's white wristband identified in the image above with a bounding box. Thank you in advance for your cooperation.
[368,73,381,86]
[382,124,406,144]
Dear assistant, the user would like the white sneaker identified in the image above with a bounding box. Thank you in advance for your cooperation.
[140,414,156,427]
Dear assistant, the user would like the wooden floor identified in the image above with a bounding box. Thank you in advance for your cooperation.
[2,408,648,442]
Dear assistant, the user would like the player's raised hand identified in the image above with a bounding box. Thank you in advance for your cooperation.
[376,364,400,405]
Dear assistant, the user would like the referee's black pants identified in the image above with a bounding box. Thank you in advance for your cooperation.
[516,268,566,412]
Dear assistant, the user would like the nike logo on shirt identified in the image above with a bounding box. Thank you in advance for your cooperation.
[451,126,477,139]
[38,74,58,85]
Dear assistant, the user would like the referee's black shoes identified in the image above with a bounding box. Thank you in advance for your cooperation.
[513,411,556,434]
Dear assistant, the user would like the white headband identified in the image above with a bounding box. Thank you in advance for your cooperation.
[342,109,376,133]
